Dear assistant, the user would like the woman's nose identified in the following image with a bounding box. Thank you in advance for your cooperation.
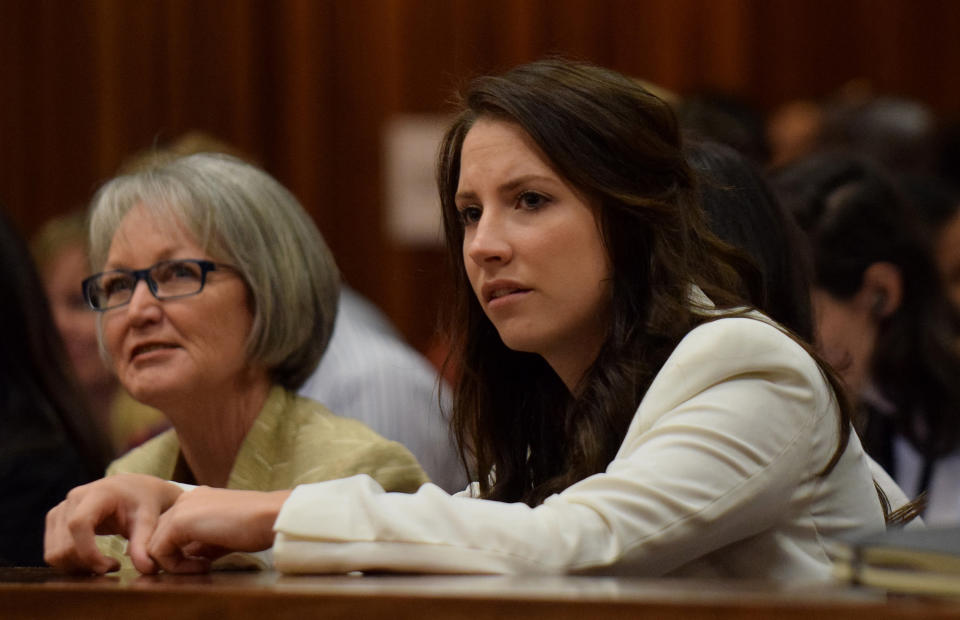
[126,279,162,324]
[466,213,512,266]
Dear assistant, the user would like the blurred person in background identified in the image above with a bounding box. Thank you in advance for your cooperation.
[676,92,770,164]
[898,175,960,316]
[32,213,167,455]
[767,81,938,174]
[687,139,915,519]
[766,99,825,169]
[685,139,813,341]
[0,205,110,566]
[819,94,938,177]
[771,152,960,524]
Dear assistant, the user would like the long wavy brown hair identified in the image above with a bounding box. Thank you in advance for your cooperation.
[438,59,854,507]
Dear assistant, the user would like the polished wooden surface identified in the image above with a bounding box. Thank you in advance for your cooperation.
[2,567,959,620]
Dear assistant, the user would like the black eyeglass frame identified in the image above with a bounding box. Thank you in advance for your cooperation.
[81,259,227,312]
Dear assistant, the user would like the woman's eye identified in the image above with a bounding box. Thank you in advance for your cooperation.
[153,262,201,284]
[102,275,133,296]
[171,264,200,279]
[518,191,547,210]
[458,206,482,226]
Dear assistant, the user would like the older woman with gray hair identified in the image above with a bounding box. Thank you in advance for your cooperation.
[44,153,427,573]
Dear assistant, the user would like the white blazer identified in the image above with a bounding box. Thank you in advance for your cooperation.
[272,316,888,579]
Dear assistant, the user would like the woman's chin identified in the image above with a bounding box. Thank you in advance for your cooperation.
[125,387,166,410]
[495,327,540,354]
[121,374,187,410]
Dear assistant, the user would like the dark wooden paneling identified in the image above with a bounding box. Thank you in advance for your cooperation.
[4,0,960,350]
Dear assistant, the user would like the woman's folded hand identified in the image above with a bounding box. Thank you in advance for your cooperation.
[44,473,183,574]
[147,487,291,574]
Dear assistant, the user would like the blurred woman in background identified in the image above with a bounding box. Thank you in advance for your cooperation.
[685,139,813,341]
[688,140,914,519]
[0,206,109,566]
[32,213,167,455]
[771,152,960,523]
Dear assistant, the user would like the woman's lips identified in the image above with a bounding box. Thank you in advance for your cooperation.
[482,280,531,303]
[486,289,531,308]
[130,343,178,360]
[489,287,528,300]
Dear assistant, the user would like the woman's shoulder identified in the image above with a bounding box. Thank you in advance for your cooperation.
[282,391,429,491]
[286,390,427,455]
[640,314,831,416]
[681,312,803,351]
[105,427,180,478]
[668,314,817,376]
[616,313,847,489]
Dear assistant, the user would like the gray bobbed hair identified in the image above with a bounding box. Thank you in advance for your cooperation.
[88,152,339,390]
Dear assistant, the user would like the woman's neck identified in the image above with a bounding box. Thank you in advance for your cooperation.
[163,370,272,488]
[543,337,604,394]
[540,305,610,393]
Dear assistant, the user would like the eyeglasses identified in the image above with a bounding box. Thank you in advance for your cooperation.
[82,259,233,311]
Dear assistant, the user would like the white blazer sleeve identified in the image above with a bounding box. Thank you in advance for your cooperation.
[272,318,871,575]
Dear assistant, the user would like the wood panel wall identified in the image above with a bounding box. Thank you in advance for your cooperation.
[3,0,960,352]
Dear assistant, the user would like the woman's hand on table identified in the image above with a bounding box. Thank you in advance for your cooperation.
[147,487,292,574]
[44,474,183,575]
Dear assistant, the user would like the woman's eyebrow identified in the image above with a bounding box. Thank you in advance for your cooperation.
[499,174,557,194]
[454,188,479,203]
[103,248,180,270]
[456,174,560,202]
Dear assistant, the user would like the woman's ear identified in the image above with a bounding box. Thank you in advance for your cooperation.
[861,262,903,319]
